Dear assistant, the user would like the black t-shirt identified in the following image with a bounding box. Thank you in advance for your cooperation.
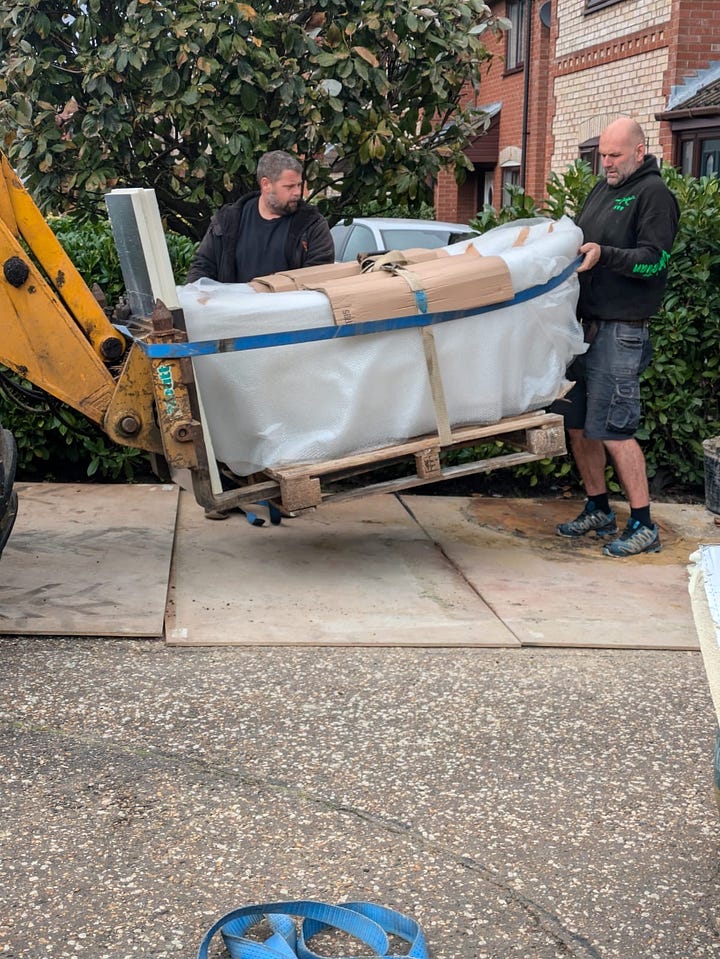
[235,199,292,282]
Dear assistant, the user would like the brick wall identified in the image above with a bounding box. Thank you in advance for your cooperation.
[436,168,460,222]
[555,0,671,59]
[671,0,720,80]
[436,0,526,220]
[436,0,719,220]
[525,1,554,200]
[551,49,671,171]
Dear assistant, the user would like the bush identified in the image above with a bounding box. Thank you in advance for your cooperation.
[0,377,152,481]
[641,169,720,490]
[48,216,197,301]
[342,198,437,220]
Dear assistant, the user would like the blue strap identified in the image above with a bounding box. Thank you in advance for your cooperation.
[413,288,428,314]
[262,499,284,525]
[129,256,581,360]
[242,507,265,527]
[242,500,283,526]
[195,899,429,959]
[298,901,428,959]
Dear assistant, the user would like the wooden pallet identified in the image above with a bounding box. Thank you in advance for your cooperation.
[260,410,566,512]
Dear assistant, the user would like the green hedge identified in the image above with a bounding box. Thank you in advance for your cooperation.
[49,216,197,306]
[639,169,720,489]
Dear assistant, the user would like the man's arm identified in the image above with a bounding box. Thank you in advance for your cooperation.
[582,186,679,278]
[302,215,335,267]
[186,221,221,283]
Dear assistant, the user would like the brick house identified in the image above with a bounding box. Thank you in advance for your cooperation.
[435,0,720,222]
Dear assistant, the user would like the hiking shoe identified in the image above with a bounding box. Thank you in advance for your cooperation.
[204,508,229,520]
[556,505,618,538]
[602,519,661,557]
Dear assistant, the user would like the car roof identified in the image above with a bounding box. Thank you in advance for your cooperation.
[336,216,471,231]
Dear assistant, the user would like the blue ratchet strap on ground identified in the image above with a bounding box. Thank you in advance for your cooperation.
[130,256,582,360]
[195,899,429,959]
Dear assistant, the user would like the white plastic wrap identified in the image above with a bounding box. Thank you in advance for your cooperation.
[178,217,586,475]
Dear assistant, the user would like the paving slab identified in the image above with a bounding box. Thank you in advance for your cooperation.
[403,494,720,650]
[3,484,717,650]
[166,490,518,647]
[0,482,179,637]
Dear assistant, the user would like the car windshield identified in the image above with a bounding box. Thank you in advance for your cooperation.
[379,228,454,250]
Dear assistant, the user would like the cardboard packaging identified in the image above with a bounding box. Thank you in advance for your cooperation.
[249,246,450,295]
[304,248,514,326]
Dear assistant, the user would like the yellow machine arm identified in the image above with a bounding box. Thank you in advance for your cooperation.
[0,153,162,454]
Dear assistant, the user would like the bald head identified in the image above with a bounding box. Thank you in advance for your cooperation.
[599,117,647,186]
[604,117,646,148]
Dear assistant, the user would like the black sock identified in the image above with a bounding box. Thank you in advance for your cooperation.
[630,505,652,528]
[587,493,610,514]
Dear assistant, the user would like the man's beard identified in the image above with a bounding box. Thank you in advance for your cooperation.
[268,196,299,215]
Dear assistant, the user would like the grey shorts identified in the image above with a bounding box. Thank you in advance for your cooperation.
[551,319,652,440]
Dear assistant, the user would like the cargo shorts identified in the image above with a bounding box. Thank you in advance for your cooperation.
[551,318,652,441]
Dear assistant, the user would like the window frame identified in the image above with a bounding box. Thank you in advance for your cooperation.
[579,136,601,175]
[504,0,526,72]
[585,0,624,12]
[674,126,720,178]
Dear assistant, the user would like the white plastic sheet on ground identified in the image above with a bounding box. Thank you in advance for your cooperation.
[178,216,586,476]
[689,545,720,725]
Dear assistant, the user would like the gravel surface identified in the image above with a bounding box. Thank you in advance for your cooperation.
[1,639,719,959]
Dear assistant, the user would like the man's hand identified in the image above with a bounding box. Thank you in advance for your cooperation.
[577,241,601,273]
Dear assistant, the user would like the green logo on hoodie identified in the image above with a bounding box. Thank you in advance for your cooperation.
[612,195,636,212]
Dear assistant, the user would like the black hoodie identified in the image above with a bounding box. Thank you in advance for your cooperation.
[576,155,680,321]
[186,192,334,283]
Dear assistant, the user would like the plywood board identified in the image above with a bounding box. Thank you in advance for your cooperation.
[0,483,179,637]
[404,496,720,649]
[166,491,519,647]
[402,495,719,650]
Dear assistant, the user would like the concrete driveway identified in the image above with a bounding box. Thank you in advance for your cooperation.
[1,486,719,958]
[0,639,718,959]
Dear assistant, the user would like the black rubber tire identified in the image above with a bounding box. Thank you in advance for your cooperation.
[0,425,18,558]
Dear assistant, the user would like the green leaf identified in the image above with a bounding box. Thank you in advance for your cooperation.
[240,84,258,110]
[162,70,181,96]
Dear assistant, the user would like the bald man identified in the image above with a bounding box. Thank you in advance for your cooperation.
[553,117,680,557]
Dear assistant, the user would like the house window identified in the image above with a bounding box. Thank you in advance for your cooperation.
[677,130,720,177]
[505,0,526,71]
[680,139,694,175]
[579,136,601,175]
[585,0,624,12]
[484,170,494,207]
[700,138,720,176]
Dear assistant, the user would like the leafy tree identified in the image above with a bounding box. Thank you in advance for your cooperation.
[0,0,504,239]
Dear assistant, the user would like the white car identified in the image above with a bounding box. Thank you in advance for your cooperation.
[330,216,477,263]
